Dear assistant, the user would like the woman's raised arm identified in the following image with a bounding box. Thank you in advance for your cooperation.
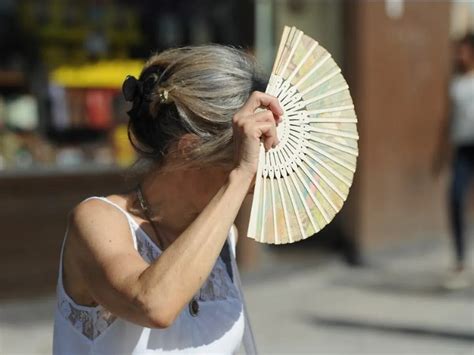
[66,91,283,329]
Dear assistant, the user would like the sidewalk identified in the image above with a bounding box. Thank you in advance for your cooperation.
[1,237,473,354]
[242,237,474,354]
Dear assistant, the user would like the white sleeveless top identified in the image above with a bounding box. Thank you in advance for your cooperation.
[53,196,245,355]
[450,72,474,145]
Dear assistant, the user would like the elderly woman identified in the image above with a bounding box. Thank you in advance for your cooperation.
[52,45,282,354]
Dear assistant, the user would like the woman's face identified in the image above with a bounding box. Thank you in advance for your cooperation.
[168,135,236,212]
[456,42,474,72]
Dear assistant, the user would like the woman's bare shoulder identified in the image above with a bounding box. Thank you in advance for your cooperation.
[68,195,133,248]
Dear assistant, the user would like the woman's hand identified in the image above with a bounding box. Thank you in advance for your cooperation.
[232,91,283,178]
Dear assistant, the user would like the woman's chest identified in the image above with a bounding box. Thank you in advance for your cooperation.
[135,231,240,303]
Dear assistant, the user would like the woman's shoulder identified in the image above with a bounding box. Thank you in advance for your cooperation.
[71,195,117,222]
[72,194,129,219]
[61,194,139,308]
[68,194,133,245]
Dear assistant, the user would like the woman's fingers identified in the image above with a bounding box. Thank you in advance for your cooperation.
[260,123,278,151]
[253,109,281,127]
[240,91,283,118]
[252,111,280,148]
[249,120,278,151]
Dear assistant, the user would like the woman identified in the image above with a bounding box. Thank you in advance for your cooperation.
[52,45,283,354]
[435,34,474,289]
[446,34,474,288]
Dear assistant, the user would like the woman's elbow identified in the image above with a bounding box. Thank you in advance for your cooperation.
[135,295,179,329]
[144,308,177,329]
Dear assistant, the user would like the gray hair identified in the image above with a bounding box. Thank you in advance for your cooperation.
[127,45,266,174]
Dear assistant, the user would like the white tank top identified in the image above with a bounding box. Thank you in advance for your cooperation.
[450,72,474,145]
[53,196,245,354]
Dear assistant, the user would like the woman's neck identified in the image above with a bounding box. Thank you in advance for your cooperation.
[139,169,200,238]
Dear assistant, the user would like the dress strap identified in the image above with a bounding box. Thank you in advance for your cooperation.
[228,224,238,258]
[57,223,70,289]
[85,196,139,249]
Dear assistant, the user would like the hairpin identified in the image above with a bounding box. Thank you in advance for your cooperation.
[158,88,169,104]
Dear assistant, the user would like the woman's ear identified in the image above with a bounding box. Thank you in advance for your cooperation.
[177,133,201,159]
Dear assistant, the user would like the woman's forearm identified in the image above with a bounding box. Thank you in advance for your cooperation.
[136,168,253,323]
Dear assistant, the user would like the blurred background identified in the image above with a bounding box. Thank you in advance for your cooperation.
[1,0,474,354]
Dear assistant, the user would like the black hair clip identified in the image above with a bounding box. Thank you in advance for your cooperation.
[142,73,159,100]
[123,72,161,103]
[123,65,171,109]
[122,75,141,102]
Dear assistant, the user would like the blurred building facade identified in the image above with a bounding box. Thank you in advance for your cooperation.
[343,1,452,249]
[1,0,473,298]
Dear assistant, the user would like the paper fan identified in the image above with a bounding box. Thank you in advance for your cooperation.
[247,26,359,244]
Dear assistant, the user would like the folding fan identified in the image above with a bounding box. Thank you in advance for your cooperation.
[247,26,359,244]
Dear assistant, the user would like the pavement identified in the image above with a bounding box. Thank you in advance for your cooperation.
[241,237,474,355]
[1,236,473,355]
